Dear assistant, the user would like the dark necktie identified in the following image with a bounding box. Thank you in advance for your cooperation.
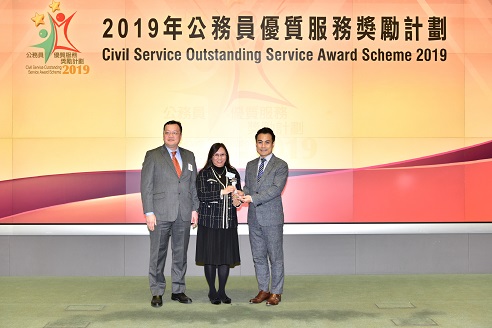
[257,158,266,183]
[172,151,182,177]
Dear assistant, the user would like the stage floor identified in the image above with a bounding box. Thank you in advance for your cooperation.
[1,274,491,328]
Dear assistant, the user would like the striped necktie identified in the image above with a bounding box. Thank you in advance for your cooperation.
[172,151,182,177]
[257,158,266,183]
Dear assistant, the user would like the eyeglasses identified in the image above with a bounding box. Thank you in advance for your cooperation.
[164,131,180,136]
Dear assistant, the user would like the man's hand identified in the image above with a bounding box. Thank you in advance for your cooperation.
[240,195,253,203]
[191,210,198,229]
[146,213,157,231]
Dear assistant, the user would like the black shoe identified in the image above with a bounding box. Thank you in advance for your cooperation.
[219,294,231,304]
[171,293,192,304]
[208,293,221,305]
[151,295,162,308]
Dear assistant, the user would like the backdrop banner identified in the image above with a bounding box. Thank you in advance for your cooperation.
[1,0,491,226]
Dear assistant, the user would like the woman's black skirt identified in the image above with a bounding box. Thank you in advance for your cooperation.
[195,225,240,267]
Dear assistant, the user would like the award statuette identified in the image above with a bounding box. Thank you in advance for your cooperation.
[229,176,241,207]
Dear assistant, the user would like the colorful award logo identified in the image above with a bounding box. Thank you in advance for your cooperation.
[30,0,80,64]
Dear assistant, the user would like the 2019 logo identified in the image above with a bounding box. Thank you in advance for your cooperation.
[31,0,79,63]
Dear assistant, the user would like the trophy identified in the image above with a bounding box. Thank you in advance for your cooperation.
[230,177,241,207]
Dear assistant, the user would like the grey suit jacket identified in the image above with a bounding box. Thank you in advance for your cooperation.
[140,145,200,222]
[243,154,288,226]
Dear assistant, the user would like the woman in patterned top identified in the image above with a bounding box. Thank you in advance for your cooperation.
[195,143,242,304]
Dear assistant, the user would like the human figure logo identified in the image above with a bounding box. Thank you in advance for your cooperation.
[27,1,89,75]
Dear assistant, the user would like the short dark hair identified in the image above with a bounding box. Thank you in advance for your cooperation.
[255,127,275,142]
[163,120,182,133]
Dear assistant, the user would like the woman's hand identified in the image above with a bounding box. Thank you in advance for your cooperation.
[221,185,235,195]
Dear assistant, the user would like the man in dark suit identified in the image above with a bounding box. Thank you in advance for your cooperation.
[140,120,200,307]
[239,127,288,306]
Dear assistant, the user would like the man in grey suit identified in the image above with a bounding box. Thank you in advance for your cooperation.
[239,127,288,306]
[140,120,200,307]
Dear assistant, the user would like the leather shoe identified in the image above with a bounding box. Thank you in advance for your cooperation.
[171,293,192,304]
[266,293,281,306]
[249,290,271,304]
[151,295,162,308]
[208,293,221,305]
